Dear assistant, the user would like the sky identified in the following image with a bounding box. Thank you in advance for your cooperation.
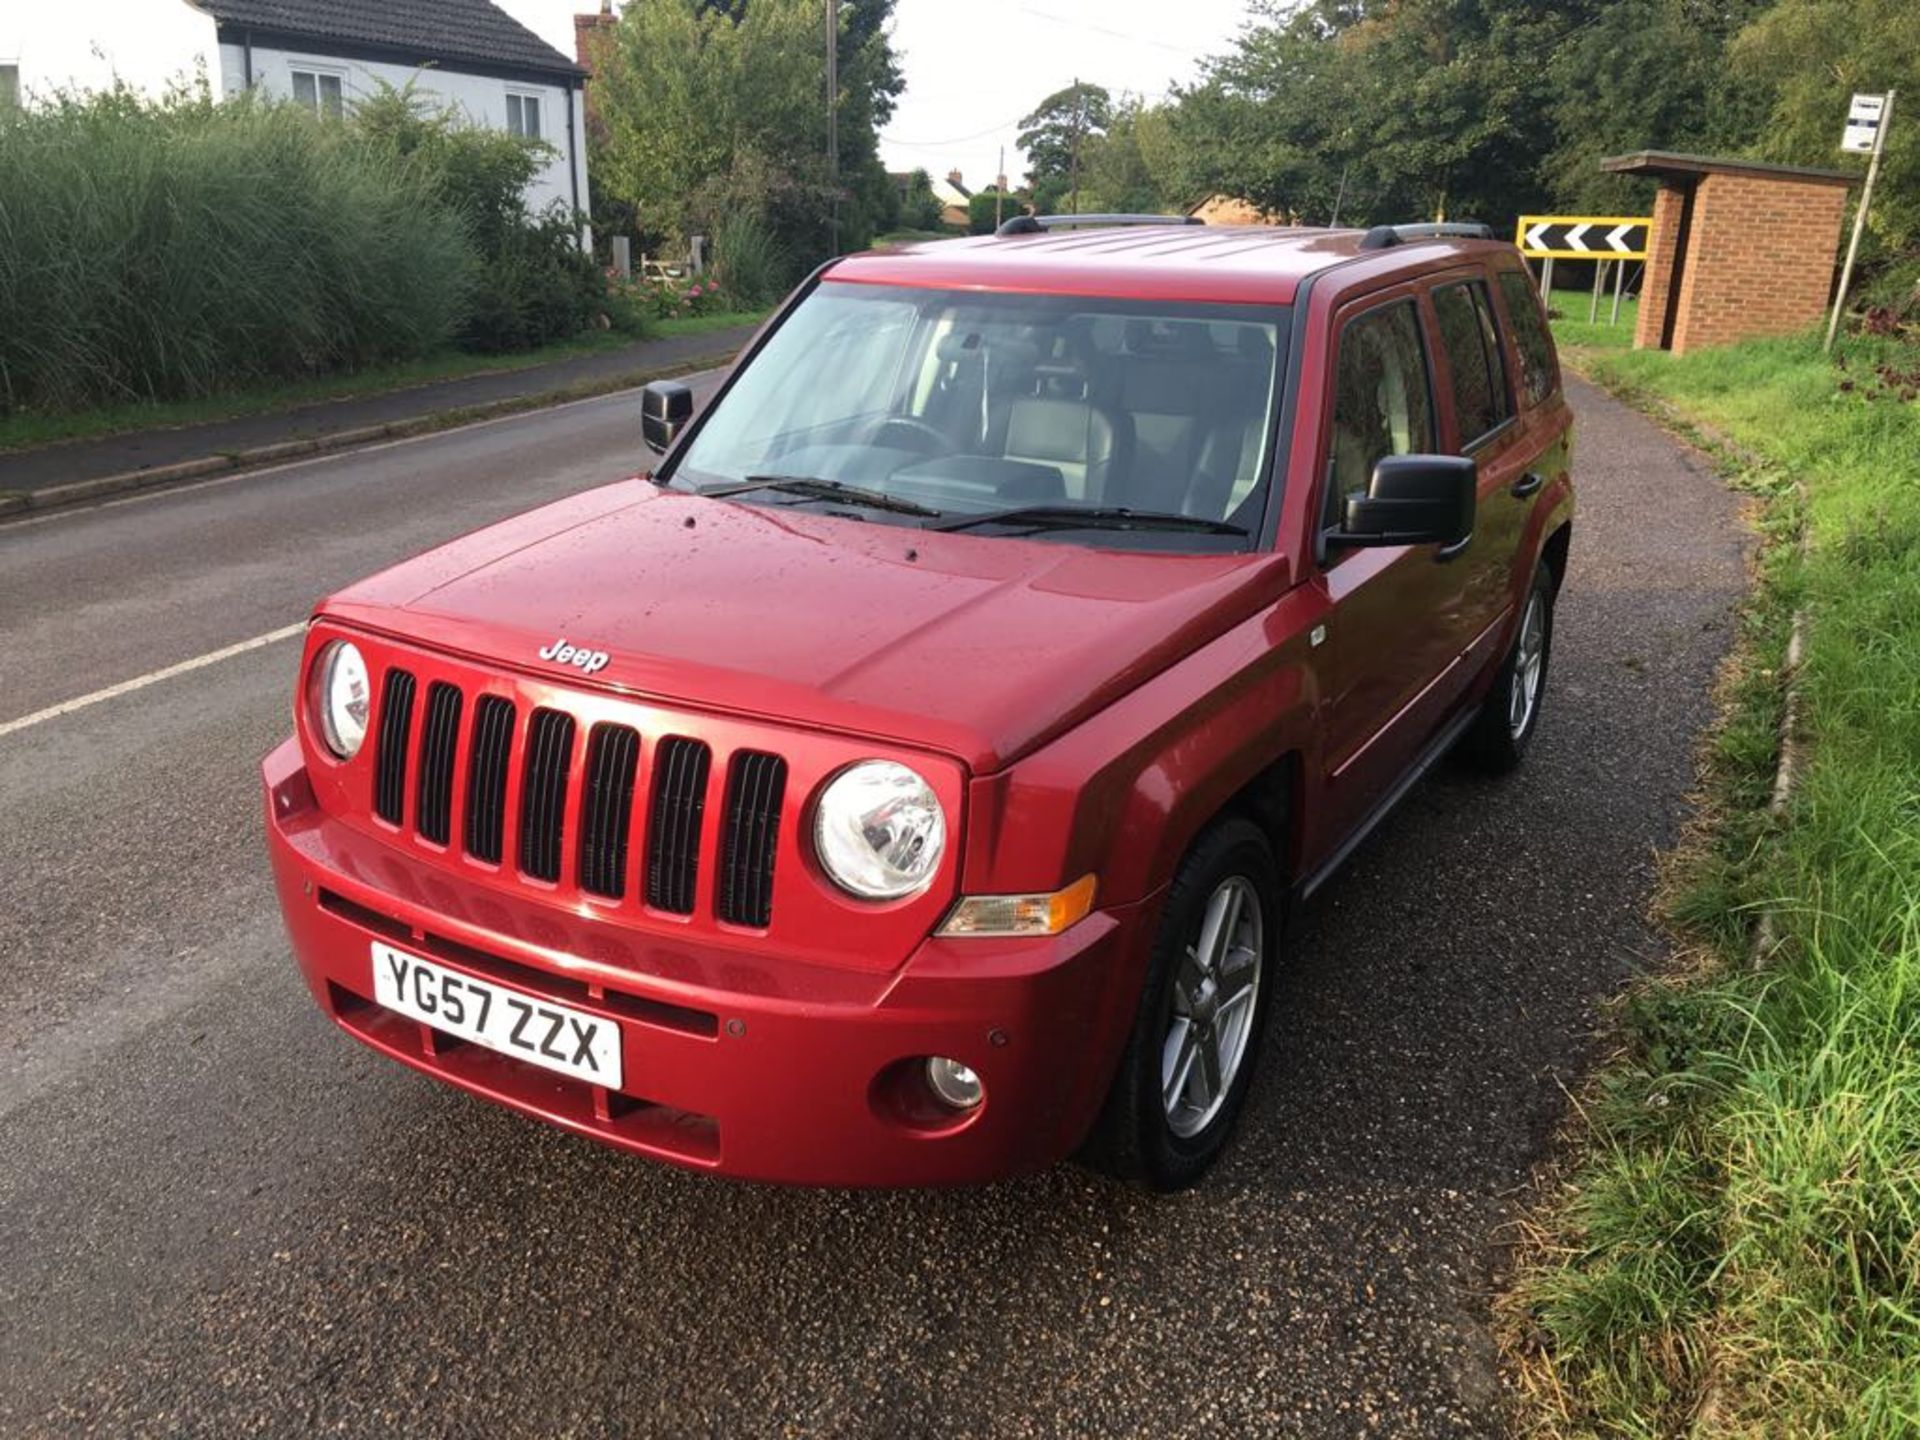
[4,1,1256,191]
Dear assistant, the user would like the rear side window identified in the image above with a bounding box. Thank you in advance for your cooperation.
[1496,271,1558,408]
[1325,300,1434,529]
[1432,281,1511,447]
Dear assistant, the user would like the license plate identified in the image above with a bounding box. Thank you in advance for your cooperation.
[370,942,623,1089]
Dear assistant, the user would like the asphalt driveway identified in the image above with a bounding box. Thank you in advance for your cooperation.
[0,375,1744,1437]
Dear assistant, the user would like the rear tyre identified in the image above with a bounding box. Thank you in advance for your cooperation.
[1082,818,1281,1190]
[1460,564,1555,774]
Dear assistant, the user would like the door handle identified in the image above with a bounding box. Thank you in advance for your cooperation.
[1510,471,1545,499]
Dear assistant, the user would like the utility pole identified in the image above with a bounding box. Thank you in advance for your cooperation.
[1068,78,1082,216]
[995,144,1005,230]
[1827,88,1894,353]
[825,0,840,254]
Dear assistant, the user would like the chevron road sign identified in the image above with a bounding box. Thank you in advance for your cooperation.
[1515,215,1651,260]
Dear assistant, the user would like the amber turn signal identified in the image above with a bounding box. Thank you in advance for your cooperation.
[936,874,1097,938]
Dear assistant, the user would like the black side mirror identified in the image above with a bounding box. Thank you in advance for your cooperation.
[641,380,694,454]
[1334,454,1476,552]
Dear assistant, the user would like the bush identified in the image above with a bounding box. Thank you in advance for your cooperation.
[460,208,603,353]
[355,82,601,355]
[969,190,1019,235]
[0,85,472,411]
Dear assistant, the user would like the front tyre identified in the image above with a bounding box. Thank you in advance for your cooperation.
[1083,818,1280,1190]
[1460,564,1555,773]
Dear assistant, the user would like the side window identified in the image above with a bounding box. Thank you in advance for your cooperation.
[290,69,344,120]
[1325,301,1434,530]
[506,93,542,141]
[1496,270,1558,408]
[1432,281,1511,447]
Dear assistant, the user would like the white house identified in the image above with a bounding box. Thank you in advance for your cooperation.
[0,0,590,239]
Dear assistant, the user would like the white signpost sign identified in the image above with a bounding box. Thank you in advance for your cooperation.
[1828,91,1896,352]
[1843,93,1886,154]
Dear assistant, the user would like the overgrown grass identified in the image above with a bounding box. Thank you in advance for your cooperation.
[0,88,473,411]
[1506,321,1920,1435]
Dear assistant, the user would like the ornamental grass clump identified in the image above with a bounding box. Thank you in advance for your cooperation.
[0,85,473,412]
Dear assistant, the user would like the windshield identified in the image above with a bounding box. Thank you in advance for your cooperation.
[668,281,1288,550]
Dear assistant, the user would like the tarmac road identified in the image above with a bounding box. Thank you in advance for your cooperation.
[0,375,1744,1437]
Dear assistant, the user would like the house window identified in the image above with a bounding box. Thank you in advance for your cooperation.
[506,92,541,140]
[290,68,344,120]
[0,63,19,110]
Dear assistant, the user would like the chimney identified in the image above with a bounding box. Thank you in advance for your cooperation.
[947,169,964,188]
[574,3,616,71]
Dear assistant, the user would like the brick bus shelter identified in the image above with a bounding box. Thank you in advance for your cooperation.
[1602,151,1854,355]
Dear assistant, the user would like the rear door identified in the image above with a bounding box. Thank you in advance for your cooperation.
[1426,272,1529,657]
[1490,263,1575,587]
[1313,287,1479,843]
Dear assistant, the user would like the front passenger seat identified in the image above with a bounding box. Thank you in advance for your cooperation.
[1001,396,1132,503]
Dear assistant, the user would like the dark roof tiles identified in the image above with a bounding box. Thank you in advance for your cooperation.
[192,0,585,79]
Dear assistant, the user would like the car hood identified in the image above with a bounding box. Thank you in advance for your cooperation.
[320,482,1290,772]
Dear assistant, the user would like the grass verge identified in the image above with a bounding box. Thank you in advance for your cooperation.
[1503,316,1920,1435]
[0,310,771,454]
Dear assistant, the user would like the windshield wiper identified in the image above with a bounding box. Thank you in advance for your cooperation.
[702,475,943,518]
[930,505,1248,537]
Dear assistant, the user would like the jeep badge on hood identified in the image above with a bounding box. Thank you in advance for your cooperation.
[538,637,610,675]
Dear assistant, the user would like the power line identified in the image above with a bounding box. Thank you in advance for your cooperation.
[880,113,1030,149]
[1014,4,1209,57]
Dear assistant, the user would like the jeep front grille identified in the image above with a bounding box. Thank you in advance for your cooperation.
[718,751,786,927]
[369,668,788,927]
[414,681,463,845]
[374,669,416,826]
[645,737,710,915]
[464,695,516,864]
[579,723,641,900]
[518,709,577,883]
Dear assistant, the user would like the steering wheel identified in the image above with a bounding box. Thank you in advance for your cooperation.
[869,417,950,453]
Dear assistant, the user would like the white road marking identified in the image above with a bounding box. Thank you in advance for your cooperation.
[0,623,306,738]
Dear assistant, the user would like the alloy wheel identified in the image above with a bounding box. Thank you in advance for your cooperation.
[1161,875,1264,1139]
[1508,591,1546,740]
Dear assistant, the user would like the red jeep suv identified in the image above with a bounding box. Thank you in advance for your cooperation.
[263,217,1573,1189]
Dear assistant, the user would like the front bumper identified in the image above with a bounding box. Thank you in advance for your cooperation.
[263,738,1154,1186]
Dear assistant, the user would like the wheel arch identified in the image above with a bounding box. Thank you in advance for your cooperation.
[1540,519,1572,595]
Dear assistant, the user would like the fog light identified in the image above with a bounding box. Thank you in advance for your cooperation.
[924,1056,984,1110]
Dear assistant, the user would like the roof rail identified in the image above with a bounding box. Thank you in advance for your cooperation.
[1357,221,1496,250]
[996,212,1204,237]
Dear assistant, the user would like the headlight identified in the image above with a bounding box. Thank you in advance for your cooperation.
[311,640,371,760]
[813,761,945,899]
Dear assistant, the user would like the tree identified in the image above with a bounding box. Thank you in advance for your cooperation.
[1540,0,1773,216]
[902,168,944,230]
[1018,81,1112,212]
[1731,0,1920,252]
[590,0,902,274]
[1079,96,1180,214]
[1167,1,1588,228]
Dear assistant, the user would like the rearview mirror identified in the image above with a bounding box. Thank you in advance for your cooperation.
[1333,454,1476,552]
[641,380,694,454]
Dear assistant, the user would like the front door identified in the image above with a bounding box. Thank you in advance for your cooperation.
[1314,291,1480,846]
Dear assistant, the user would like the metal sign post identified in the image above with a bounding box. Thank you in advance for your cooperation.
[1826,89,1895,353]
